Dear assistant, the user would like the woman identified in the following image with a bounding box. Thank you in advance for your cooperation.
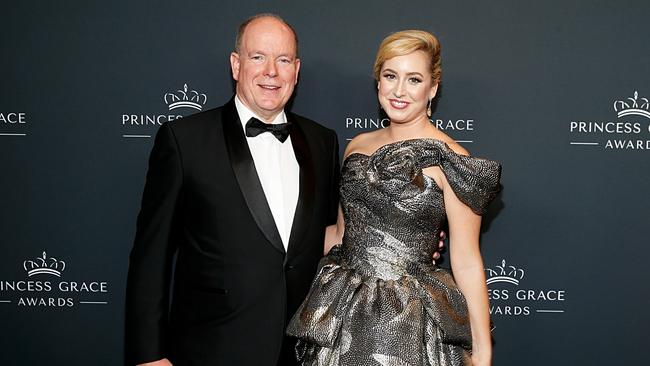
[287,30,500,366]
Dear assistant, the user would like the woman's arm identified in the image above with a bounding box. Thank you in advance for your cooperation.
[324,204,344,254]
[443,180,492,366]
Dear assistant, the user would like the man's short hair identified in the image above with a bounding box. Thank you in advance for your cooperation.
[234,13,300,57]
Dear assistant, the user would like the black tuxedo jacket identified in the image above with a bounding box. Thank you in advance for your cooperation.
[125,99,340,366]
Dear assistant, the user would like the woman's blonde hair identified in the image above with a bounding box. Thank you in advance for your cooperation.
[373,30,441,84]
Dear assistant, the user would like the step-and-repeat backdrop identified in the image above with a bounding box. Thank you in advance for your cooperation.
[2,1,649,365]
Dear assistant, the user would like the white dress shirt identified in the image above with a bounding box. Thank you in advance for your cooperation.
[235,96,300,250]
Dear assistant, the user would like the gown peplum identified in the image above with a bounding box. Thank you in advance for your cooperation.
[286,138,501,366]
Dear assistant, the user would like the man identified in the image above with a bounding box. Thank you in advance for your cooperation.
[125,14,340,366]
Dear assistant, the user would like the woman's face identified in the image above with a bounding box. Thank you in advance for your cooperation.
[377,50,438,124]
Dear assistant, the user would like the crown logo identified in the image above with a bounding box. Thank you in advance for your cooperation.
[485,259,524,285]
[23,251,66,277]
[613,91,650,119]
[164,83,207,111]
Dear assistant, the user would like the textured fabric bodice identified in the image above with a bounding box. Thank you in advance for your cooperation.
[287,138,501,366]
[340,139,500,280]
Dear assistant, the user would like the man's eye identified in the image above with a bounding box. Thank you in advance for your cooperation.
[279,58,292,64]
[251,55,264,61]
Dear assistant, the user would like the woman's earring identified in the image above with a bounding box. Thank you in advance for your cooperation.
[426,99,432,117]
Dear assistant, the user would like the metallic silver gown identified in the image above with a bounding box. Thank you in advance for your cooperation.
[286,138,501,366]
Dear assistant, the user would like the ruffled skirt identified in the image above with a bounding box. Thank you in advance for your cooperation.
[286,247,473,366]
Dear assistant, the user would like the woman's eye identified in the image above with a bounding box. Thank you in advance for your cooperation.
[409,77,422,84]
[383,74,396,80]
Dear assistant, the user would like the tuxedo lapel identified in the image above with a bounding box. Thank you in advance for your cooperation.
[286,114,315,262]
[222,100,285,254]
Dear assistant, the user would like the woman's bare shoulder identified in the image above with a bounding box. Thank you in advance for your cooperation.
[345,129,385,157]
[431,130,470,156]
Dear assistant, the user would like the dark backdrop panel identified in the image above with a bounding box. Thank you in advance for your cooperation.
[1,1,649,365]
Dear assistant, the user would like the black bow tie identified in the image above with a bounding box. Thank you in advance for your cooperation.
[245,117,291,143]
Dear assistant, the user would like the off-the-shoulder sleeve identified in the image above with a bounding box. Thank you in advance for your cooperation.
[366,138,501,214]
[419,139,501,215]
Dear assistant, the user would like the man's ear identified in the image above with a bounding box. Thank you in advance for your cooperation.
[293,58,301,85]
[230,52,240,81]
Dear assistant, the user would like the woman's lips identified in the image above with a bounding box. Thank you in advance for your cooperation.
[389,99,409,109]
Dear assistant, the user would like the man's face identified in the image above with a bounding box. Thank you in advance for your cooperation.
[230,17,300,122]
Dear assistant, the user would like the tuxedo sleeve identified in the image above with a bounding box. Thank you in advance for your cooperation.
[327,130,340,225]
[125,122,183,364]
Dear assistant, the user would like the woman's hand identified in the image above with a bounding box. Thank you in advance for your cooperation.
[471,351,492,366]
[431,230,445,264]
[138,359,173,366]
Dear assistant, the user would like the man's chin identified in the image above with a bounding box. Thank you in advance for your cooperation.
[255,102,285,115]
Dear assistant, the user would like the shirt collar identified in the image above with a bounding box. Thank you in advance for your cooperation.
[235,95,287,133]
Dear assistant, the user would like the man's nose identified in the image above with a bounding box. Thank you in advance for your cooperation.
[264,60,278,77]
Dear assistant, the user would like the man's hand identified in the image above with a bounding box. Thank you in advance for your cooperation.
[432,231,446,265]
[138,359,173,366]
